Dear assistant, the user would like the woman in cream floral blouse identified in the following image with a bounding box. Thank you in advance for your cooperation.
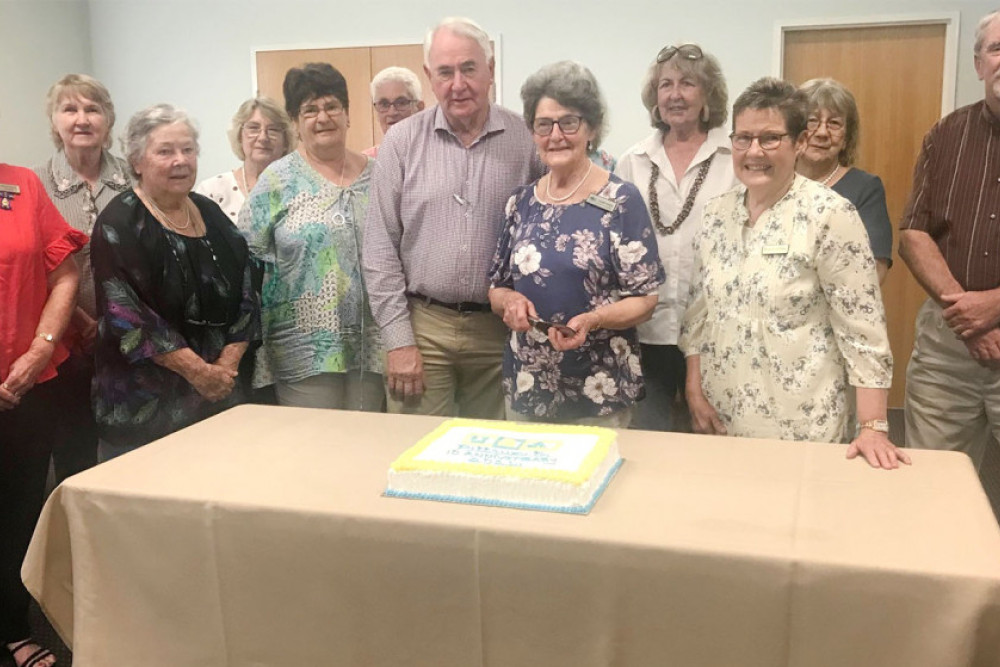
[679,77,909,469]
[489,62,664,427]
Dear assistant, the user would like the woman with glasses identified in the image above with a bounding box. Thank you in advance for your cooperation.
[363,66,424,159]
[488,61,664,426]
[195,97,294,223]
[615,43,737,432]
[90,104,260,459]
[240,63,384,411]
[679,77,907,469]
[796,78,892,283]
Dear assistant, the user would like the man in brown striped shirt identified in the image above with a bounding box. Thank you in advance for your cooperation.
[899,9,1000,469]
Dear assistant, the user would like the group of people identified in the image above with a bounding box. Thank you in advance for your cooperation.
[4,10,1000,667]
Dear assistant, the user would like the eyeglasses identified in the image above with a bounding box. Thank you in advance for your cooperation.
[374,98,417,113]
[806,116,846,134]
[729,132,790,151]
[243,123,285,140]
[300,101,345,119]
[657,44,703,63]
[532,115,583,136]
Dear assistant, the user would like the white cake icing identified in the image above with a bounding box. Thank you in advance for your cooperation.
[385,420,623,514]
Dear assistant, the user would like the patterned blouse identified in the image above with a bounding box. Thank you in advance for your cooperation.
[489,175,665,421]
[34,150,131,318]
[679,175,892,443]
[240,151,382,388]
[91,191,260,450]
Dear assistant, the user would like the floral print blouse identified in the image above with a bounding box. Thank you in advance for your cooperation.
[91,191,260,450]
[679,175,892,443]
[240,151,382,388]
[489,175,665,421]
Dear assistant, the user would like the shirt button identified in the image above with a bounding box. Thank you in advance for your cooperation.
[992,213,997,219]
[461,245,468,251]
[986,251,991,256]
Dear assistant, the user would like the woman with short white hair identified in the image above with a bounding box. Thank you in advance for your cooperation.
[363,66,424,158]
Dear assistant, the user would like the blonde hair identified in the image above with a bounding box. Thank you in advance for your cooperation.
[46,73,116,150]
[640,46,728,133]
[227,97,295,161]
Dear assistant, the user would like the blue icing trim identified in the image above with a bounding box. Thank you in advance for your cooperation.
[385,458,624,515]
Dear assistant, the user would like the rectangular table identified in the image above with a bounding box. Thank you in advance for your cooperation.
[23,405,1000,666]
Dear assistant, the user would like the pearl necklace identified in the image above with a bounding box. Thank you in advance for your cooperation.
[142,189,192,230]
[819,164,841,186]
[545,161,593,203]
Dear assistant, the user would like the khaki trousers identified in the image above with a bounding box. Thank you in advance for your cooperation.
[905,299,1000,468]
[386,298,507,419]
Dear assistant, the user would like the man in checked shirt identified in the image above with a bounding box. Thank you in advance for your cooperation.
[363,17,544,418]
[899,9,1000,469]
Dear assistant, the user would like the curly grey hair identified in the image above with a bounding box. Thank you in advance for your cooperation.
[521,61,607,150]
[122,103,199,179]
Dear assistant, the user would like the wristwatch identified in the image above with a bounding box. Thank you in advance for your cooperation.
[860,419,890,433]
[36,332,55,343]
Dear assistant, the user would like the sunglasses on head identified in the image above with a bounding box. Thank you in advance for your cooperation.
[657,44,703,63]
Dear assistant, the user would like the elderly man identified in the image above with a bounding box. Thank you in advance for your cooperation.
[363,66,424,158]
[363,17,544,418]
[899,9,1000,469]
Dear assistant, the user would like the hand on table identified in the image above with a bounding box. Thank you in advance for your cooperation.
[387,345,425,400]
[847,429,912,469]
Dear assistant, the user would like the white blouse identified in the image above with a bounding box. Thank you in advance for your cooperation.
[615,127,737,346]
[195,170,246,223]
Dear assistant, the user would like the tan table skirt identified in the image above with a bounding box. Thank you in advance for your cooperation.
[22,405,1000,666]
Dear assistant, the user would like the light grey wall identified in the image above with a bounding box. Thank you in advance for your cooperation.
[7,0,996,177]
[1,0,93,166]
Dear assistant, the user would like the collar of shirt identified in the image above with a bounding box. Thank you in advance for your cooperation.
[49,149,130,198]
[977,99,1000,131]
[432,103,507,146]
[638,126,731,186]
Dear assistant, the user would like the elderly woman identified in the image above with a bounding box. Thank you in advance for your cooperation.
[488,61,664,426]
[241,63,383,410]
[616,43,737,433]
[363,66,424,158]
[34,73,131,482]
[195,96,294,223]
[797,78,892,283]
[90,104,259,460]
[1,163,87,667]
[680,77,908,469]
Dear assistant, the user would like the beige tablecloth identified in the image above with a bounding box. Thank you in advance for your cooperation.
[22,405,1000,666]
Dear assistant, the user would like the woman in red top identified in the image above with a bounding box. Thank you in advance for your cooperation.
[0,163,87,667]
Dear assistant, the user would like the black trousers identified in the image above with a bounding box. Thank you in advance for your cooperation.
[0,373,64,644]
[49,353,98,484]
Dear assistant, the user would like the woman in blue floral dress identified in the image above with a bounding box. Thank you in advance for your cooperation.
[489,62,665,426]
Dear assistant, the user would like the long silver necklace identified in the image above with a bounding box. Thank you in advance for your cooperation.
[545,160,593,203]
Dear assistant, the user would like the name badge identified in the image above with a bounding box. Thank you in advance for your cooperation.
[585,194,616,212]
[762,244,789,256]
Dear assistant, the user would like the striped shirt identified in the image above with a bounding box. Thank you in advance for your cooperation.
[901,100,1000,291]
[362,104,545,350]
[34,150,132,316]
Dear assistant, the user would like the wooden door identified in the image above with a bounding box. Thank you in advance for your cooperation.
[254,45,435,153]
[783,23,947,407]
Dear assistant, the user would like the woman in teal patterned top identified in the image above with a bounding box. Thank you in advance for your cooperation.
[240,63,383,411]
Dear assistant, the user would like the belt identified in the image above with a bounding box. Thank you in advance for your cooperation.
[407,292,492,313]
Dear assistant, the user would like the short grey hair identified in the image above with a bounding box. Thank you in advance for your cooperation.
[521,61,607,150]
[122,104,199,179]
[640,45,728,132]
[370,66,423,101]
[46,74,117,150]
[423,17,493,68]
[975,10,1000,53]
[227,96,295,161]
